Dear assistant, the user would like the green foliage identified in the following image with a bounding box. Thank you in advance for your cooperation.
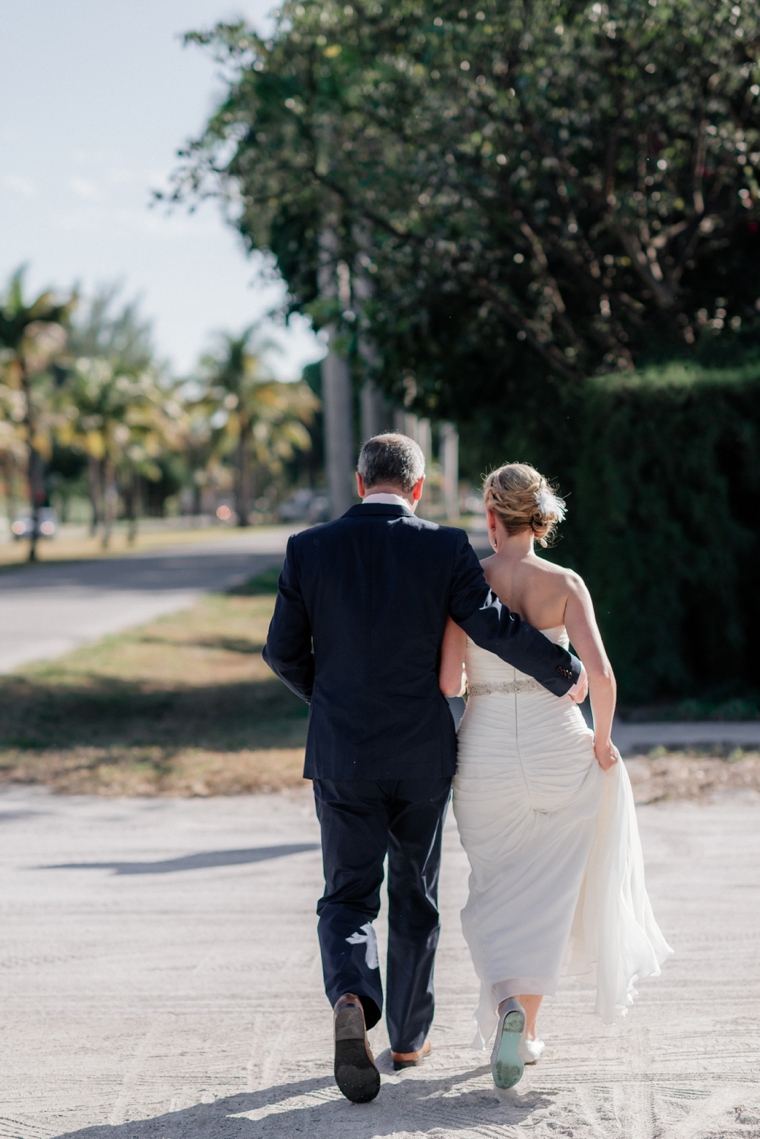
[142,454,187,517]
[67,284,155,371]
[228,566,283,595]
[60,357,179,479]
[189,327,318,523]
[0,267,76,357]
[472,361,760,702]
[1,274,320,532]
[173,0,760,419]
[0,268,78,556]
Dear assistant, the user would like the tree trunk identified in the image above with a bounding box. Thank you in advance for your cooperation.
[235,435,250,527]
[0,452,15,534]
[19,354,43,563]
[353,236,391,446]
[440,421,459,520]
[88,455,101,536]
[102,458,116,549]
[320,226,356,519]
[322,344,355,518]
[126,468,140,546]
[359,381,390,443]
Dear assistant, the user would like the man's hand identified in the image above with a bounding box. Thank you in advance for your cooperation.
[566,663,588,704]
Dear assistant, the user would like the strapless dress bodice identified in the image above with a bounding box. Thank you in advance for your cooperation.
[465,626,570,697]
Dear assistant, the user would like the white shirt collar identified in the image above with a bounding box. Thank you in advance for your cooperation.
[362,493,411,508]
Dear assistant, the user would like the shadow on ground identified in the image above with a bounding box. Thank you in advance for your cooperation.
[54,1069,553,1138]
[39,843,320,874]
[137,634,264,655]
[0,674,307,752]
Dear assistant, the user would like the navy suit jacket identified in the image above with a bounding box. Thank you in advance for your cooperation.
[263,503,582,781]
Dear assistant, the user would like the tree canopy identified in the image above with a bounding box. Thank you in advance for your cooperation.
[170,0,760,421]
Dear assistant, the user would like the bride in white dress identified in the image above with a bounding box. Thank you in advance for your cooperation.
[440,463,671,1089]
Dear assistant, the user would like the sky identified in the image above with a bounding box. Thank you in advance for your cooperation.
[0,0,322,378]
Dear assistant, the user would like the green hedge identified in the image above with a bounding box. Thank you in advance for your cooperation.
[461,362,760,704]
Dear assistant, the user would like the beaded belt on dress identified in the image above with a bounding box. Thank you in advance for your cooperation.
[468,677,545,696]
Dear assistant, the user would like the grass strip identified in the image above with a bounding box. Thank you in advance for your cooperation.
[0,570,308,796]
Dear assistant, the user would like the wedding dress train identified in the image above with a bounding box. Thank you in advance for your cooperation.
[452,628,672,1048]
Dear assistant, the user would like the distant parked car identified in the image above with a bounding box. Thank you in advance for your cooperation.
[11,508,59,540]
[278,488,330,524]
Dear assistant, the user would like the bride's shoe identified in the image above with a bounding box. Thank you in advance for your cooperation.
[519,1036,545,1065]
[490,998,525,1089]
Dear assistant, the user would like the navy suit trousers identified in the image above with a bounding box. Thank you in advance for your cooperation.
[313,777,452,1054]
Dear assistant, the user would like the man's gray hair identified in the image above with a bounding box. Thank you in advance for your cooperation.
[357,434,425,493]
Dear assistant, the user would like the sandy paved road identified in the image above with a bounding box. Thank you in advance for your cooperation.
[0,784,757,1139]
[0,529,293,673]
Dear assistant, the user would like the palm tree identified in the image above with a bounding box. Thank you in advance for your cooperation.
[58,358,183,547]
[0,268,76,560]
[65,286,159,535]
[198,328,317,526]
[67,283,154,371]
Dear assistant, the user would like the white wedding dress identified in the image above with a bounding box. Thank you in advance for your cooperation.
[452,627,672,1048]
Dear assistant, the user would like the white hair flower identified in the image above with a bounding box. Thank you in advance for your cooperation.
[535,487,566,521]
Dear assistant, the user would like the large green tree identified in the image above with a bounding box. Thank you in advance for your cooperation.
[170,0,760,423]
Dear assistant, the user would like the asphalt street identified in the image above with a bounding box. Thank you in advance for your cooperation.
[0,784,757,1139]
[0,529,293,673]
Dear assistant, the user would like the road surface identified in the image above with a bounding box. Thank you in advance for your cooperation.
[0,784,757,1139]
[0,529,292,674]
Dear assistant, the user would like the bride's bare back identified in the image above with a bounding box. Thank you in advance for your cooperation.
[481,544,574,631]
[439,462,618,771]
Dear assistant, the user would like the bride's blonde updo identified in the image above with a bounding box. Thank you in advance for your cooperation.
[483,462,566,547]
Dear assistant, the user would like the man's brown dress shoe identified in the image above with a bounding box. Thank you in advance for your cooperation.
[333,994,381,1103]
[391,1039,432,1070]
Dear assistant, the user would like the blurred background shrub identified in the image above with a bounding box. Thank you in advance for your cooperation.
[461,360,760,704]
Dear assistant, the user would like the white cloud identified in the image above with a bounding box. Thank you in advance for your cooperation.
[112,207,222,239]
[69,177,101,201]
[56,207,107,232]
[108,167,137,183]
[71,147,126,165]
[4,175,36,197]
[54,203,222,239]
[147,168,175,197]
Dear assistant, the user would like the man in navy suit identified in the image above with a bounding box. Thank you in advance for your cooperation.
[263,434,586,1102]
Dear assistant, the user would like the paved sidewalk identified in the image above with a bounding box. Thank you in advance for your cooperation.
[0,785,758,1139]
[613,719,760,753]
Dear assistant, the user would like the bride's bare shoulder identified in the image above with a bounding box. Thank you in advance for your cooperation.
[527,558,584,606]
[479,553,579,584]
[482,553,585,608]
[533,558,583,586]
